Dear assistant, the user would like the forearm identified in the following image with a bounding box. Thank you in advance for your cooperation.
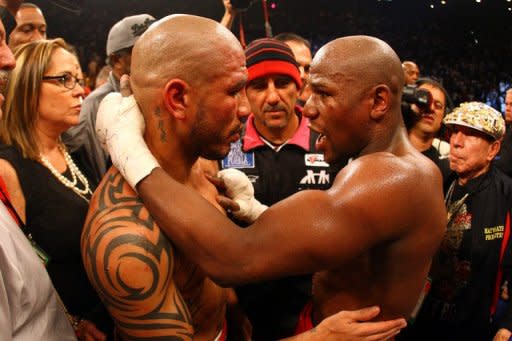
[138,168,256,286]
[220,12,235,30]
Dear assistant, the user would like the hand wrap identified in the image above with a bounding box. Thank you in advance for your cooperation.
[96,93,159,190]
[218,168,268,223]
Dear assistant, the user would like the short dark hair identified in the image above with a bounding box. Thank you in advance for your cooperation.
[274,32,311,50]
[416,77,454,115]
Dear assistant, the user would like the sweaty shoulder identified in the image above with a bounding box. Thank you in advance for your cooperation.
[330,150,445,239]
[81,168,193,340]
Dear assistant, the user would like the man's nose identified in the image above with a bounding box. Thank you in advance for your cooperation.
[31,30,45,42]
[0,46,16,71]
[266,81,280,104]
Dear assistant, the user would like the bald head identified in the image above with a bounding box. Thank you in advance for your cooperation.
[131,14,243,115]
[314,35,404,101]
[402,60,419,85]
[303,36,406,159]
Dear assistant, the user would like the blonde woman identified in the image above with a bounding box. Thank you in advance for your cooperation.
[0,38,111,340]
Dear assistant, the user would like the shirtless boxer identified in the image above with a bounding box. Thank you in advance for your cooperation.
[82,15,407,341]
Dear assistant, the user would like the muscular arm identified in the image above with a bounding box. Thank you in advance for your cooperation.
[81,171,193,340]
[137,156,411,287]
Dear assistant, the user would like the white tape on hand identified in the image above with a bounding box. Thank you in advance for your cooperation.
[96,93,159,189]
[218,168,268,223]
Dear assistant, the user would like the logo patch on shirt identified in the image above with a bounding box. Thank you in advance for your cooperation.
[305,153,329,167]
[484,225,504,241]
[222,140,255,169]
[300,170,330,185]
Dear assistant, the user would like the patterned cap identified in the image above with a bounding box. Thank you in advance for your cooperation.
[106,14,156,56]
[443,101,505,140]
[245,38,302,89]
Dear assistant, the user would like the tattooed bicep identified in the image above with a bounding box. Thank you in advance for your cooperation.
[82,171,193,340]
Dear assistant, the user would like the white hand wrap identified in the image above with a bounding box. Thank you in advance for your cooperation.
[218,168,268,223]
[96,93,159,190]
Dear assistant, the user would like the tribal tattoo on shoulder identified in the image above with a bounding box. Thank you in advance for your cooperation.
[81,171,193,340]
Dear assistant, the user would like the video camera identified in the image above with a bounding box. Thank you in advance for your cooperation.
[231,0,255,11]
[401,84,433,128]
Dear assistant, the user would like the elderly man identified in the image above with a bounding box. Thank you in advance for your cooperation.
[220,37,343,340]
[83,15,406,341]
[99,28,447,339]
[401,102,512,340]
[8,2,46,49]
[402,61,420,85]
[63,14,155,185]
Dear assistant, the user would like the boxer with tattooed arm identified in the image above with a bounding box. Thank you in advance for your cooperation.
[82,14,408,341]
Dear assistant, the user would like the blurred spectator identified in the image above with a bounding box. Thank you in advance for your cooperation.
[406,77,453,181]
[402,61,420,85]
[275,32,312,105]
[494,88,512,176]
[8,2,45,49]
[94,64,111,89]
[0,38,112,340]
[0,5,75,340]
[63,14,155,185]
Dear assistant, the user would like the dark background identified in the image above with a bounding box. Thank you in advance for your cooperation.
[28,0,512,107]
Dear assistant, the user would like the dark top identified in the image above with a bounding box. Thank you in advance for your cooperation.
[494,126,512,177]
[0,144,112,334]
[399,166,512,340]
[220,110,345,340]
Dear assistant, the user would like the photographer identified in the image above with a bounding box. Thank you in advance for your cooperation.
[404,78,453,182]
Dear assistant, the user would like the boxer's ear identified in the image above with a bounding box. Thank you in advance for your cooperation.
[369,84,391,121]
[163,78,190,120]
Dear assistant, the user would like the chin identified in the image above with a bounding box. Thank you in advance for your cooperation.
[202,148,229,161]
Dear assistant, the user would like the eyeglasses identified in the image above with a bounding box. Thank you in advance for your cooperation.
[42,73,85,90]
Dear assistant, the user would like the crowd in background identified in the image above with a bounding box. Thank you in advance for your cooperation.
[30,0,512,110]
[3,1,512,340]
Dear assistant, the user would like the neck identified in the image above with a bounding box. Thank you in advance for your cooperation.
[359,114,411,158]
[408,127,434,152]
[144,125,198,186]
[35,124,62,156]
[253,113,300,145]
[457,164,490,186]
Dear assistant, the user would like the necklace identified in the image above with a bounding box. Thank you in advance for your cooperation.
[40,146,92,203]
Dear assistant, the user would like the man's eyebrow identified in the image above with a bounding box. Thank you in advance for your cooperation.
[232,79,247,91]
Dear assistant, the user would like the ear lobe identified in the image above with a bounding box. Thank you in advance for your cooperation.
[370,85,391,121]
[163,79,189,120]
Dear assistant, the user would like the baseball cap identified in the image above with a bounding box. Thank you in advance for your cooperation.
[443,101,505,140]
[245,38,302,89]
[106,14,155,56]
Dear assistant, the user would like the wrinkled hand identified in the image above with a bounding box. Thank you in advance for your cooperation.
[217,169,268,223]
[494,328,512,341]
[76,319,106,341]
[95,75,159,189]
[313,306,407,341]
